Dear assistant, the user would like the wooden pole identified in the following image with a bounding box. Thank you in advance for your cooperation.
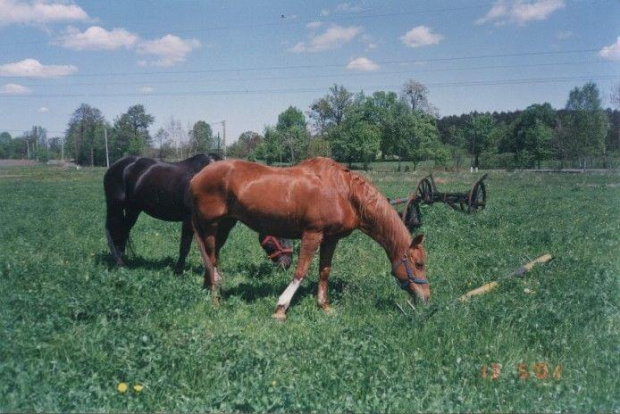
[459,254,553,303]
[104,128,110,168]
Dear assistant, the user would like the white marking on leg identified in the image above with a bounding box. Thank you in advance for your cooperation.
[213,267,222,283]
[277,278,301,310]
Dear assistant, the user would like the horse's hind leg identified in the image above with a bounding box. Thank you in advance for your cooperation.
[317,239,339,313]
[105,200,128,266]
[174,220,193,275]
[192,220,220,301]
[273,231,322,321]
[118,208,140,257]
[215,218,237,264]
[106,228,124,266]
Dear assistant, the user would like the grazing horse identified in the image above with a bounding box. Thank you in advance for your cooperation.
[189,157,430,320]
[104,154,293,274]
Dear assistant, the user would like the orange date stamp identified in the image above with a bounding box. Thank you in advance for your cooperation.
[480,362,562,380]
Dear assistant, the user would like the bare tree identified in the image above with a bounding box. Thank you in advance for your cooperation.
[611,82,620,109]
[401,80,438,117]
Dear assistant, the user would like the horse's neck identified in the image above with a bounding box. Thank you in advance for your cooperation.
[354,189,411,263]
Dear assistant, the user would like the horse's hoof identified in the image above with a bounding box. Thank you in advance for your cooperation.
[272,312,287,322]
[320,304,334,315]
[272,306,287,322]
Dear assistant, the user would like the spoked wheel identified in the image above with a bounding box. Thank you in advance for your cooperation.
[468,181,486,213]
[402,199,422,231]
[415,178,433,204]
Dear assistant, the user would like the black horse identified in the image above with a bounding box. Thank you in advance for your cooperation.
[104,154,293,274]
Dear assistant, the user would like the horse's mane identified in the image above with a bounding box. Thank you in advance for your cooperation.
[300,158,411,256]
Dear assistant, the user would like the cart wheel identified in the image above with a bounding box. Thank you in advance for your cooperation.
[402,199,422,231]
[468,181,486,213]
[416,178,433,204]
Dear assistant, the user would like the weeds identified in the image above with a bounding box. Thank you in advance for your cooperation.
[0,166,618,412]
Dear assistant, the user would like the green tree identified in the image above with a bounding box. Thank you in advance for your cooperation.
[309,84,353,134]
[259,126,286,165]
[364,91,405,160]
[228,131,263,160]
[511,103,556,168]
[561,82,609,167]
[189,121,213,154]
[113,105,154,158]
[463,113,495,169]
[0,132,12,159]
[276,106,309,163]
[329,97,380,169]
[65,104,107,166]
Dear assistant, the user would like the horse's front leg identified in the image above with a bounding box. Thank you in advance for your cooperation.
[317,239,339,313]
[174,219,193,276]
[273,231,322,321]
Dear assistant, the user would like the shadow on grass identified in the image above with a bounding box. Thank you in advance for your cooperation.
[226,274,347,305]
[94,251,178,273]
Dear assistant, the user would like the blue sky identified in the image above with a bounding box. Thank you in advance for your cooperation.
[0,0,618,143]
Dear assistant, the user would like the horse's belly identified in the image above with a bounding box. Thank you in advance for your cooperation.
[141,199,188,222]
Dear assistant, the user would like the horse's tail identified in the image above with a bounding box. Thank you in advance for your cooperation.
[103,157,136,264]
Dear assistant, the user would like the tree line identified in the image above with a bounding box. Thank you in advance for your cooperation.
[1,81,618,169]
[0,104,220,165]
[230,81,619,170]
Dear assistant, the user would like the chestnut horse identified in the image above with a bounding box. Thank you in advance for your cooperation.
[190,157,430,320]
[104,154,293,274]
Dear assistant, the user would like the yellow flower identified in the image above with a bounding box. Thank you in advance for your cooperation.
[117,382,128,393]
[133,384,144,392]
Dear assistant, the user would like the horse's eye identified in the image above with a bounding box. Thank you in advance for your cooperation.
[415,262,425,270]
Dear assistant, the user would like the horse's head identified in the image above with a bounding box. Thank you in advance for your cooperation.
[259,235,293,269]
[392,234,430,304]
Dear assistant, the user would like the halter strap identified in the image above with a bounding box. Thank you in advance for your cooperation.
[393,254,428,290]
[260,235,293,259]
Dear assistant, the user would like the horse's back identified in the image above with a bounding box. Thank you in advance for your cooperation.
[190,158,358,237]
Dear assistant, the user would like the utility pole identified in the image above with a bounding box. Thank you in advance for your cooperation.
[222,120,226,159]
[104,127,110,168]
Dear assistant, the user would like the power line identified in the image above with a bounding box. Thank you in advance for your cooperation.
[1,48,603,80]
[3,75,616,99]
[11,60,608,88]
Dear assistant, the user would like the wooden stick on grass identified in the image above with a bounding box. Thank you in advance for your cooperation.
[458,254,553,303]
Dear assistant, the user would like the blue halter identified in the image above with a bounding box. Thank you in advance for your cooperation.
[393,255,428,290]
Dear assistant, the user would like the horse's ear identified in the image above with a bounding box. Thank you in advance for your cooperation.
[208,152,223,161]
[410,234,424,248]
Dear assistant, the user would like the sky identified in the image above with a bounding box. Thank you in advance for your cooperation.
[0,0,619,143]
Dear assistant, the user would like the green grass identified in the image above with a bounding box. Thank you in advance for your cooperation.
[1,164,618,412]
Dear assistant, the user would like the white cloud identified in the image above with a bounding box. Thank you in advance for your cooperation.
[38,106,49,113]
[0,0,89,26]
[401,26,443,48]
[306,21,323,30]
[136,34,201,67]
[556,31,572,40]
[476,0,565,26]
[1,83,31,95]
[0,58,77,77]
[139,86,154,94]
[291,24,362,53]
[346,57,379,71]
[57,26,138,51]
[598,37,620,61]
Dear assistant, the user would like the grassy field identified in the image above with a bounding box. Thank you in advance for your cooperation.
[0,164,618,412]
